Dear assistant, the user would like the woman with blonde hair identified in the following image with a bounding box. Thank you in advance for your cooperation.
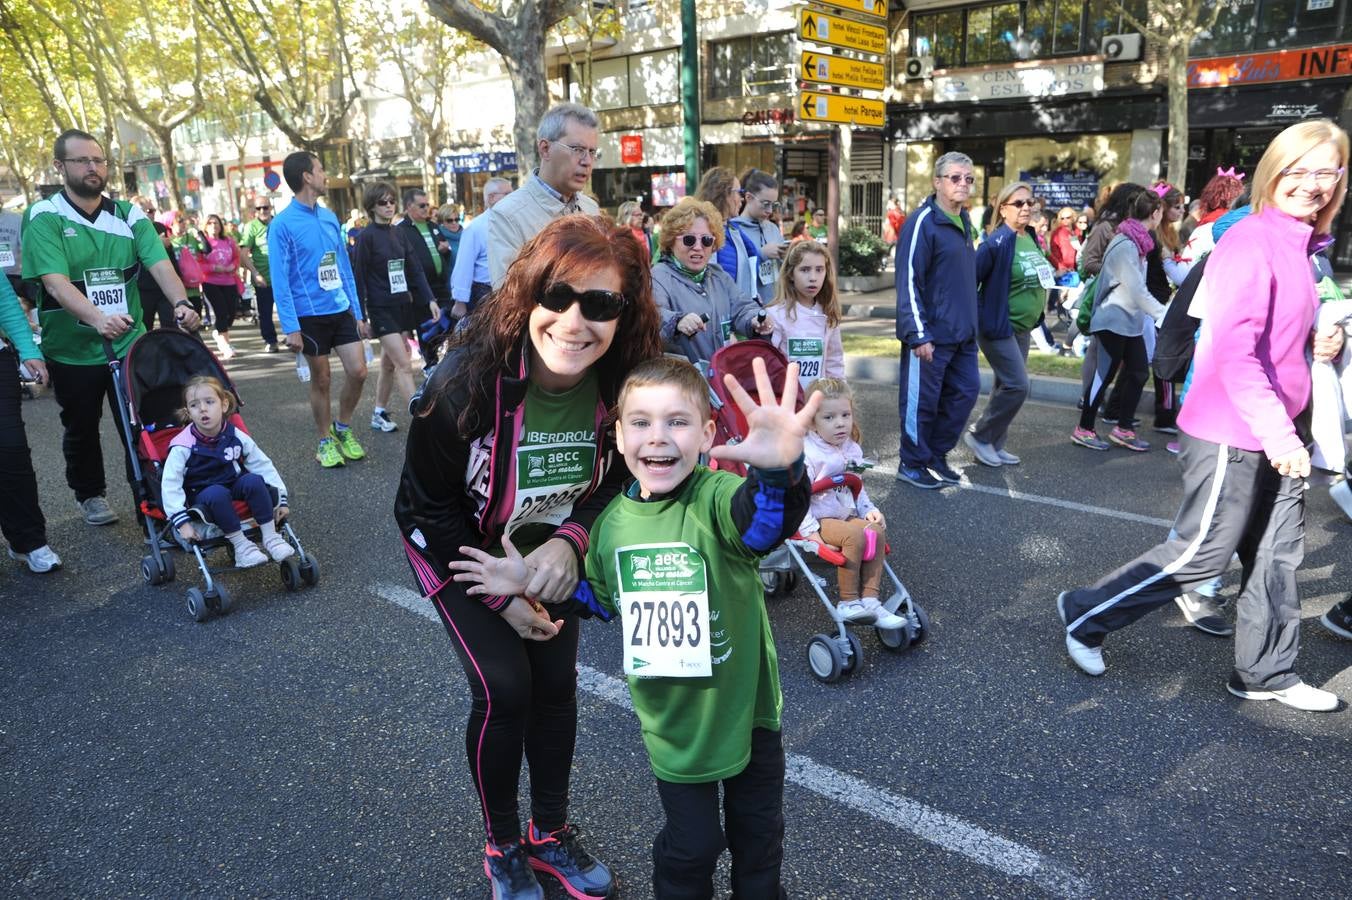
[615,199,655,258]
[695,166,759,304]
[1057,119,1349,712]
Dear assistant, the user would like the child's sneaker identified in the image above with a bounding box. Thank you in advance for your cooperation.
[525,822,615,898]
[316,437,345,468]
[1071,427,1110,451]
[262,534,295,562]
[837,599,874,623]
[233,541,268,568]
[1108,427,1150,452]
[483,840,543,899]
[330,424,366,460]
[861,597,907,630]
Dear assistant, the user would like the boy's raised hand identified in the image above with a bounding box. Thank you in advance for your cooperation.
[448,533,532,597]
[709,358,821,470]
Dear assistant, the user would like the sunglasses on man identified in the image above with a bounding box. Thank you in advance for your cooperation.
[537,283,628,322]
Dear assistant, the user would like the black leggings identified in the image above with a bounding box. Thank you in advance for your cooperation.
[0,347,48,553]
[202,282,238,334]
[1080,331,1147,431]
[429,578,580,845]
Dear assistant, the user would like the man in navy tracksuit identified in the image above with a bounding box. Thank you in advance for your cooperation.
[894,151,980,489]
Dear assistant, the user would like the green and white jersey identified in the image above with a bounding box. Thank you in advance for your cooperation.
[21,192,167,365]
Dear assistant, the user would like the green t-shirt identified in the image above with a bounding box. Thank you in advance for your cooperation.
[1008,232,1049,333]
[21,193,167,365]
[585,466,783,784]
[502,371,599,555]
[413,220,442,276]
[238,218,270,283]
[942,209,974,242]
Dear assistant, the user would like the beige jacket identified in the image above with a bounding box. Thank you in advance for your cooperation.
[487,173,599,286]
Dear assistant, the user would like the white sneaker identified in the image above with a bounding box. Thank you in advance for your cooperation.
[995,448,1021,465]
[1058,591,1105,676]
[77,496,119,525]
[8,545,62,573]
[233,541,268,568]
[262,534,295,562]
[964,431,1003,467]
[837,599,874,623]
[1332,479,1352,521]
[1227,679,1339,712]
[867,599,909,630]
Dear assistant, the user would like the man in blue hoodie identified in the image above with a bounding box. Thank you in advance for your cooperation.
[894,151,980,489]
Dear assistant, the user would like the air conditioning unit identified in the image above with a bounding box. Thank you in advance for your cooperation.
[904,56,934,81]
[1102,33,1142,62]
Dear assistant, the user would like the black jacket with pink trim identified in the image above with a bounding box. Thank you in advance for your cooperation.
[394,342,626,610]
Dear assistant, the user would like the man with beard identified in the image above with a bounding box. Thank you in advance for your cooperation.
[21,129,200,526]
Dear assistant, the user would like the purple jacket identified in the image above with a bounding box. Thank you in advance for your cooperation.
[1177,206,1319,458]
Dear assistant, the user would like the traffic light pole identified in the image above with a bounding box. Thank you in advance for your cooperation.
[681,0,701,190]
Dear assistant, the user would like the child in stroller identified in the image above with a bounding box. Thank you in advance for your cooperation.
[162,376,292,568]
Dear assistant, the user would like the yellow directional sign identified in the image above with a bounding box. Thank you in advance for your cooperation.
[799,50,886,92]
[798,91,885,129]
[811,0,887,21]
[797,9,888,56]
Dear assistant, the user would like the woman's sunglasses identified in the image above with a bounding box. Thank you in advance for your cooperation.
[538,283,628,322]
[1004,199,1034,209]
[680,234,715,248]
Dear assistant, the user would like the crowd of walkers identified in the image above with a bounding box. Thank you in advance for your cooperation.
[2,108,1351,899]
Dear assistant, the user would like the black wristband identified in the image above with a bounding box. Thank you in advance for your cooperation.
[174,300,192,310]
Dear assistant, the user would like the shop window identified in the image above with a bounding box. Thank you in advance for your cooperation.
[708,32,795,100]
[1193,0,1257,55]
[1086,0,1145,51]
[912,1,1144,67]
[1052,0,1083,54]
[912,9,963,68]
[590,57,631,111]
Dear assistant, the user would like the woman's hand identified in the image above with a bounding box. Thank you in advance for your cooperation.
[865,509,886,528]
[500,596,562,641]
[1270,447,1311,479]
[677,312,706,336]
[710,358,821,470]
[1313,324,1345,362]
[449,533,532,598]
[522,537,580,604]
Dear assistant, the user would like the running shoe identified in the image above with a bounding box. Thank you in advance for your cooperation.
[860,597,908,630]
[1071,428,1110,451]
[1166,440,1181,455]
[484,840,544,900]
[964,432,1003,467]
[526,822,616,898]
[995,448,1021,465]
[1108,427,1150,452]
[928,458,962,483]
[370,409,398,432]
[1320,599,1352,640]
[316,437,345,468]
[896,465,941,489]
[77,496,120,525]
[265,343,280,354]
[1226,676,1339,712]
[1100,415,1118,425]
[1173,592,1233,636]
[1153,424,1179,435]
[837,599,875,623]
[233,541,268,568]
[1057,590,1105,676]
[7,545,62,574]
[330,424,366,460]
[262,534,296,562]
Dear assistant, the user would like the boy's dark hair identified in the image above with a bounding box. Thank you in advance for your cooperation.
[739,168,777,196]
[55,128,100,161]
[617,357,711,421]
[282,151,318,193]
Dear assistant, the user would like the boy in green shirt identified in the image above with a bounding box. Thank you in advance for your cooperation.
[451,355,815,898]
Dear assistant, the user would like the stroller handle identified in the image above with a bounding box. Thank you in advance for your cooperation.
[810,472,863,498]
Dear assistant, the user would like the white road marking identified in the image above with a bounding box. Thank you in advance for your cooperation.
[871,464,1173,528]
[373,582,1092,897]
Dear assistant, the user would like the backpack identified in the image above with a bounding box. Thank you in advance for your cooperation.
[1152,254,1207,382]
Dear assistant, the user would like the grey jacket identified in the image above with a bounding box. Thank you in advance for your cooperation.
[731,215,786,304]
[487,173,600,286]
[651,258,762,367]
[1089,235,1167,338]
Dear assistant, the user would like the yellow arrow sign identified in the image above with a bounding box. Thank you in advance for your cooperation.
[800,50,886,91]
[798,91,886,129]
[811,0,887,21]
[798,9,888,56]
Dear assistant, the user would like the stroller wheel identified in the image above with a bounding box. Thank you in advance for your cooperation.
[162,552,176,584]
[911,602,931,645]
[209,583,233,615]
[141,555,159,586]
[186,587,209,622]
[841,631,864,676]
[782,570,800,594]
[280,557,302,592]
[806,634,845,683]
[876,619,912,653]
[299,554,320,587]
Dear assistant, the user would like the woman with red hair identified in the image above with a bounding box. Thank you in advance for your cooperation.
[1175,168,1246,279]
[395,215,662,898]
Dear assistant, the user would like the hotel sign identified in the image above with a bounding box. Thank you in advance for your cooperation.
[1188,43,1352,88]
[933,60,1104,102]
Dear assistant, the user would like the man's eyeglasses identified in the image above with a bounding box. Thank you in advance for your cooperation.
[679,234,716,248]
[552,140,602,162]
[255,204,273,211]
[1280,167,1344,186]
[63,156,108,168]
[413,202,430,209]
[537,283,627,322]
[940,173,976,185]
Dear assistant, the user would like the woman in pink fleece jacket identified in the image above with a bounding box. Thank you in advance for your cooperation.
[1056,120,1349,712]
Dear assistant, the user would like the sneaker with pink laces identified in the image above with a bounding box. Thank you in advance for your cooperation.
[1071,427,1111,451]
[1108,427,1150,452]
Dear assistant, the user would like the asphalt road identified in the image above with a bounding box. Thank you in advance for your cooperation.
[3,327,1350,899]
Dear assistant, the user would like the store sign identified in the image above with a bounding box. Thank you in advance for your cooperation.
[1020,171,1099,210]
[620,135,644,165]
[933,60,1104,102]
[741,108,796,126]
[187,178,201,192]
[1189,43,1352,88]
[434,151,517,175]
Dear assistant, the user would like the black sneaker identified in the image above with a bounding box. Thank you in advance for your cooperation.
[896,465,941,489]
[1320,599,1352,640]
[1173,592,1233,636]
[525,822,616,898]
[928,458,962,484]
[483,840,543,900]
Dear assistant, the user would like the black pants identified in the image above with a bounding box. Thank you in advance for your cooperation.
[428,578,580,845]
[202,282,238,333]
[47,356,135,503]
[1080,331,1147,431]
[653,728,786,900]
[1105,373,1180,429]
[1060,433,1305,690]
[0,347,48,553]
[139,281,175,332]
[254,283,277,346]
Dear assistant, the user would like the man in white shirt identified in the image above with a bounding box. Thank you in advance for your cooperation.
[450,178,513,316]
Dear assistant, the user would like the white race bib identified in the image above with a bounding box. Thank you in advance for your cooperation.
[317,251,341,291]
[0,242,14,268]
[505,441,596,536]
[758,258,777,286]
[1034,261,1056,289]
[615,542,711,678]
[787,336,824,385]
[387,259,408,294]
[84,267,128,317]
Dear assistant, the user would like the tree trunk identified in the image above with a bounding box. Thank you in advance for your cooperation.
[422,128,438,201]
[1166,38,1189,186]
[503,49,549,176]
[150,125,186,214]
